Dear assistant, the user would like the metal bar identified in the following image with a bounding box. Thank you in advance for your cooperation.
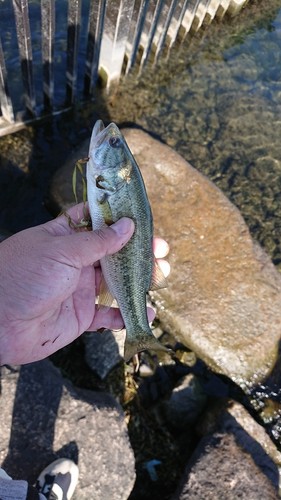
[12,0,36,116]
[181,0,201,34]
[206,0,223,21]
[125,0,150,74]
[41,0,55,109]
[0,105,72,137]
[0,36,14,123]
[108,0,136,83]
[189,0,212,32]
[140,0,166,69]
[84,0,107,95]
[167,0,190,49]
[154,0,179,62]
[98,0,136,86]
[66,0,82,104]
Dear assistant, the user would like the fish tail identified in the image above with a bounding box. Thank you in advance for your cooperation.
[124,331,171,362]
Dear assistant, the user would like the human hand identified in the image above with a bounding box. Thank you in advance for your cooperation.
[0,204,169,365]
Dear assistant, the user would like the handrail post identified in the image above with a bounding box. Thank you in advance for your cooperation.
[12,0,37,116]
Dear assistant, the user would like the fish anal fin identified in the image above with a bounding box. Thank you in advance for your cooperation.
[98,276,115,310]
[150,259,168,291]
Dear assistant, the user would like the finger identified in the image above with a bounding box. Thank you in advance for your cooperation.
[157,258,170,278]
[147,306,156,323]
[44,203,90,236]
[53,217,135,269]
[87,306,125,330]
[153,238,169,259]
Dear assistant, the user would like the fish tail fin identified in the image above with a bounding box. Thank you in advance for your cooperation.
[124,330,171,362]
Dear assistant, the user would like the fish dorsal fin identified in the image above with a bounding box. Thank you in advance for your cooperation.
[98,275,115,310]
[150,259,168,291]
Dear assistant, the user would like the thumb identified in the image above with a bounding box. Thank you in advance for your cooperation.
[55,218,135,268]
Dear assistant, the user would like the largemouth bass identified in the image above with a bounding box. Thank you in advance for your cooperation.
[86,120,169,361]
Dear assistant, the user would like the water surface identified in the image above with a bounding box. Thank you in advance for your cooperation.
[107,0,281,269]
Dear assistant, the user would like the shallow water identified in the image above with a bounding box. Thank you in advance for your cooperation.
[107,0,281,269]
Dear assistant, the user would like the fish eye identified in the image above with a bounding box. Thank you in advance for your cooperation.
[109,136,122,148]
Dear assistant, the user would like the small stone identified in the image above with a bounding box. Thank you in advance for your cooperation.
[139,363,155,378]
[83,329,125,379]
[160,374,207,431]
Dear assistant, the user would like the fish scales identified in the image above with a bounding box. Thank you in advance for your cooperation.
[86,120,169,360]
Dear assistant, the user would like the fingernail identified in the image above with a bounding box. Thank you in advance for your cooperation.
[111,217,134,236]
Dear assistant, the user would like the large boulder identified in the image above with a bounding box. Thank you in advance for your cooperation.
[49,128,281,388]
[124,128,281,387]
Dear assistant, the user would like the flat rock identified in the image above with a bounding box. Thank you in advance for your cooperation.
[174,399,281,499]
[49,128,281,387]
[174,430,279,499]
[0,360,136,500]
[200,400,281,484]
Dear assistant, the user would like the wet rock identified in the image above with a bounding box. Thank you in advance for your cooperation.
[49,128,281,389]
[159,374,207,431]
[0,360,136,500]
[83,330,125,379]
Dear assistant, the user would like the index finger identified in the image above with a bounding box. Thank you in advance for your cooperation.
[44,203,90,237]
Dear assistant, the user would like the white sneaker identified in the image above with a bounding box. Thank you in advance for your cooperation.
[36,458,79,500]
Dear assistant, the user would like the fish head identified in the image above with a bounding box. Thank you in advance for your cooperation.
[87,120,134,225]
[88,120,129,173]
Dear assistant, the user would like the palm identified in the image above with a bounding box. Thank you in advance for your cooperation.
[0,204,169,365]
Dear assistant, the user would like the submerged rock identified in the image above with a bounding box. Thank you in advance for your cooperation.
[50,128,281,389]
[0,361,136,500]
[159,374,207,431]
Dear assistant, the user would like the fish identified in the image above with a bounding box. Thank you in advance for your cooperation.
[86,120,170,361]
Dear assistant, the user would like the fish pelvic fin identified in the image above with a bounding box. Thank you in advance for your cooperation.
[124,331,171,362]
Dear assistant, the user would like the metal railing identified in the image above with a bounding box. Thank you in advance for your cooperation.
[0,0,248,136]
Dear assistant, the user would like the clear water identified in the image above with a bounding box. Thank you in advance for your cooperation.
[107,0,281,269]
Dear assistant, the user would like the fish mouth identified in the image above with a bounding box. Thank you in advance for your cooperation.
[89,120,121,150]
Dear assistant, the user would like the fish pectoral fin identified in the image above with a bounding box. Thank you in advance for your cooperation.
[150,259,168,291]
[97,276,115,310]
[95,175,116,193]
